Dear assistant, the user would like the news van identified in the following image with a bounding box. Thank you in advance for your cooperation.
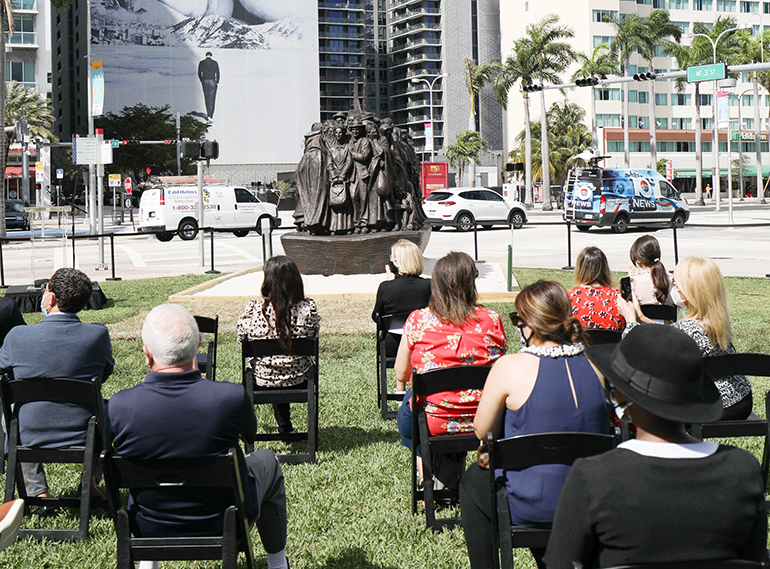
[563,166,689,233]
[138,184,279,241]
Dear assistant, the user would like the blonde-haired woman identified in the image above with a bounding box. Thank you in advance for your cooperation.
[620,257,751,419]
[372,239,431,356]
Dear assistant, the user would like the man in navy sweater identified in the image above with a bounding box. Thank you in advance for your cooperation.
[107,304,288,569]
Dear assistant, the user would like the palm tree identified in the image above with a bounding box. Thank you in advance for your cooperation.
[4,82,57,167]
[446,131,487,188]
[463,57,500,187]
[494,41,538,207]
[571,44,619,150]
[640,9,681,166]
[523,14,575,211]
[741,29,770,203]
[607,13,648,168]
[0,0,14,238]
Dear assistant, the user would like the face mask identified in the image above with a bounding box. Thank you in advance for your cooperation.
[388,260,399,276]
[516,326,531,348]
[670,286,686,309]
[40,291,51,316]
[613,398,633,420]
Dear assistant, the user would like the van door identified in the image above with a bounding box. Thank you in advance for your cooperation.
[234,187,262,228]
[655,180,679,219]
[630,178,658,223]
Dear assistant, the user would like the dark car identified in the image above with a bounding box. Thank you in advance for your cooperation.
[5,200,29,231]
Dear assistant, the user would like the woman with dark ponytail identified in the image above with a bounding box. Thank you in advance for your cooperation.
[459,280,610,569]
[237,256,320,434]
[627,235,673,306]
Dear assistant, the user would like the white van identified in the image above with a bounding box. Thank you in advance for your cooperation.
[138,185,279,241]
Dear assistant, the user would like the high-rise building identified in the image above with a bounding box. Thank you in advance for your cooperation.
[501,2,770,189]
[388,0,503,161]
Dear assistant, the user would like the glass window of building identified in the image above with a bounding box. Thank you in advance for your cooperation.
[629,90,638,102]
[658,117,669,128]
[592,9,618,21]
[670,0,690,7]
[673,21,690,33]
[742,94,754,106]
[740,0,759,10]
[693,0,713,9]
[5,61,34,88]
[765,1,770,11]
[597,114,622,127]
[717,0,737,10]
[638,116,650,128]
[655,93,668,105]
[638,91,650,104]
[593,35,613,47]
[672,93,691,105]
[698,94,713,106]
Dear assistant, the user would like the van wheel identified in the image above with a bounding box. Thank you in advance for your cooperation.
[671,212,686,229]
[233,230,249,237]
[178,219,198,240]
[612,216,629,234]
[577,225,590,233]
[156,232,174,242]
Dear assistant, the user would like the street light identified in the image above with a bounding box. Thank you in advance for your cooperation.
[411,72,449,162]
[690,25,746,212]
[748,13,765,204]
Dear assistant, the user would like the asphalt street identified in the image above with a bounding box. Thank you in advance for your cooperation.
[0,202,767,288]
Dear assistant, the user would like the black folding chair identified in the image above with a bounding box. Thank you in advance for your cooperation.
[411,365,491,530]
[241,337,320,464]
[375,312,410,420]
[603,561,769,569]
[487,431,617,569]
[194,315,219,381]
[101,448,255,569]
[1,375,106,541]
[583,328,622,346]
[639,304,678,322]
[690,354,770,486]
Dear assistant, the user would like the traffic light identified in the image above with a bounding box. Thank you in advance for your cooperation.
[122,140,142,145]
[522,83,544,92]
[180,139,219,160]
[202,140,219,160]
[575,76,600,87]
[633,72,657,81]
[35,183,41,191]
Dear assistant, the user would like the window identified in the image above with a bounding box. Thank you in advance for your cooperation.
[693,0,713,8]
[743,118,755,129]
[765,1,770,11]
[596,114,622,127]
[629,64,638,75]
[742,94,754,106]
[719,141,728,151]
[740,0,759,11]
[698,94,713,106]
[5,61,35,90]
[637,116,650,128]
[671,93,691,105]
[630,141,651,151]
[717,0,736,9]
[658,118,669,128]
[655,93,668,105]
[593,35,613,47]
[607,141,625,152]
[671,117,692,129]
[729,94,739,106]
[595,88,621,101]
[9,15,35,44]
[702,117,714,129]
[703,141,712,151]
[675,141,695,151]
[592,9,618,21]
[670,0,690,7]
[673,21,690,33]
[638,91,650,104]
[653,46,668,57]
[235,188,258,203]
[629,90,638,102]
[658,140,674,150]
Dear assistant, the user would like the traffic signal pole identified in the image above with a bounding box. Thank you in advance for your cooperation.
[96,128,107,270]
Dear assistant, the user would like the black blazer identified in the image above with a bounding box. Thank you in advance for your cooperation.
[0,296,24,347]
[372,274,432,326]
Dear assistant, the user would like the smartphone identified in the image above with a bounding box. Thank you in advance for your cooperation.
[620,276,632,301]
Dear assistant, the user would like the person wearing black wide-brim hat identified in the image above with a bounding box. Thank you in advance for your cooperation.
[544,325,768,569]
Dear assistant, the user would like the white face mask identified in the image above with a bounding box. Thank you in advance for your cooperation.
[40,291,51,316]
[613,399,634,420]
[670,286,686,309]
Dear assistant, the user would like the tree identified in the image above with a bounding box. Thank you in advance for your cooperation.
[463,57,500,187]
[494,40,539,207]
[607,13,648,168]
[4,82,57,168]
[95,104,209,184]
[446,131,487,187]
[571,44,619,150]
[639,9,681,166]
[524,14,575,211]
[0,0,14,237]
[741,28,770,203]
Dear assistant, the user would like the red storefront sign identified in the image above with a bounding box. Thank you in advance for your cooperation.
[419,162,448,199]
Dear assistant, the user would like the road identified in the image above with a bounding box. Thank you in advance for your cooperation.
[0,204,767,286]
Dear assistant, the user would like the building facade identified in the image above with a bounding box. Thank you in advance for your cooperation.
[501,1,770,190]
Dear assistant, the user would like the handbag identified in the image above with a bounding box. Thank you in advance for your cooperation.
[329,180,349,207]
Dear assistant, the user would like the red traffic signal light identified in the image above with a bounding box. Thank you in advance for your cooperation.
[146,166,152,175]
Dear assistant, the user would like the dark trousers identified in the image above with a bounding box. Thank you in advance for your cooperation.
[723,392,753,421]
[201,79,218,118]
[459,464,546,569]
[245,449,287,554]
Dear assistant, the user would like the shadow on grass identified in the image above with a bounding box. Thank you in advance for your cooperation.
[260,425,397,457]
[311,547,399,569]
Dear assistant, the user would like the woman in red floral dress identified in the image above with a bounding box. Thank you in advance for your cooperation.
[569,247,626,331]
[395,252,507,488]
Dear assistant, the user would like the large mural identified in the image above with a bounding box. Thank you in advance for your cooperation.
[91,0,320,164]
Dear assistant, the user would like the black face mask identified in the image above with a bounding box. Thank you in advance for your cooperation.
[388,261,399,276]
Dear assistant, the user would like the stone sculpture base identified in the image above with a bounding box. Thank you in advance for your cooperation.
[281,227,432,276]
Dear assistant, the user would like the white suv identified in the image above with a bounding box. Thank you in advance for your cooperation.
[422,187,527,231]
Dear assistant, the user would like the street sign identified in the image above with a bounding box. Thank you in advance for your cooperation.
[124,196,132,210]
[687,63,727,83]
[125,177,133,193]
[108,174,121,187]
[111,139,119,148]
[72,136,113,165]
[56,168,64,179]
[35,161,44,171]
[35,171,43,182]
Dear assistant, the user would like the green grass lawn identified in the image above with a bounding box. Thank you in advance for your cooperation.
[1,268,769,568]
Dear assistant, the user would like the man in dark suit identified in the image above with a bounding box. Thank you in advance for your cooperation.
[0,296,25,346]
[107,304,289,569]
[198,51,220,119]
[0,268,114,500]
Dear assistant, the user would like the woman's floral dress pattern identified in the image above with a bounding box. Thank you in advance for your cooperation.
[569,285,626,331]
[405,306,507,436]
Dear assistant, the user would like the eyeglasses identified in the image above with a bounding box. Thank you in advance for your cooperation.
[509,312,527,328]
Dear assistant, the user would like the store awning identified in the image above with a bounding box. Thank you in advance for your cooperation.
[674,168,731,179]
[4,166,35,179]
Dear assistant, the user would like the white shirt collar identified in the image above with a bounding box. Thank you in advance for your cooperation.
[619,439,718,459]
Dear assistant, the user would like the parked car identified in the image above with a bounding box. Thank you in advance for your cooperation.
[5,200,29,231]
[422,187,527,231]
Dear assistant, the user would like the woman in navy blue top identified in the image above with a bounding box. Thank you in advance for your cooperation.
[459,280,611,569]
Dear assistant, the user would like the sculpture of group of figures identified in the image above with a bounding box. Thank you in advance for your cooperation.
[294,110,426,235]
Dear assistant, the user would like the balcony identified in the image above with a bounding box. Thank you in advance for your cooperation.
[319,44,365,54]
[319,16,365,25]
[319,30,366,39]
[391,37,442,54]
[7,31,37,47]
[11,0,36,11]
[318,1,365,9]
[391,7,440,25]
[319,59,365,69]
[391,0,424,10]
[390,52,441,68]
[390,22,441,40]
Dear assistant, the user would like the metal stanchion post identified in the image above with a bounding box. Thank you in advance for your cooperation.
[205,228,220,275]
[562,221,574,270]
[507,245,513,292]
[0,239,7,289]
[72,205,77,267]
[672,226,679,265]
[106,233,121,281]
[473,222,479,261]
